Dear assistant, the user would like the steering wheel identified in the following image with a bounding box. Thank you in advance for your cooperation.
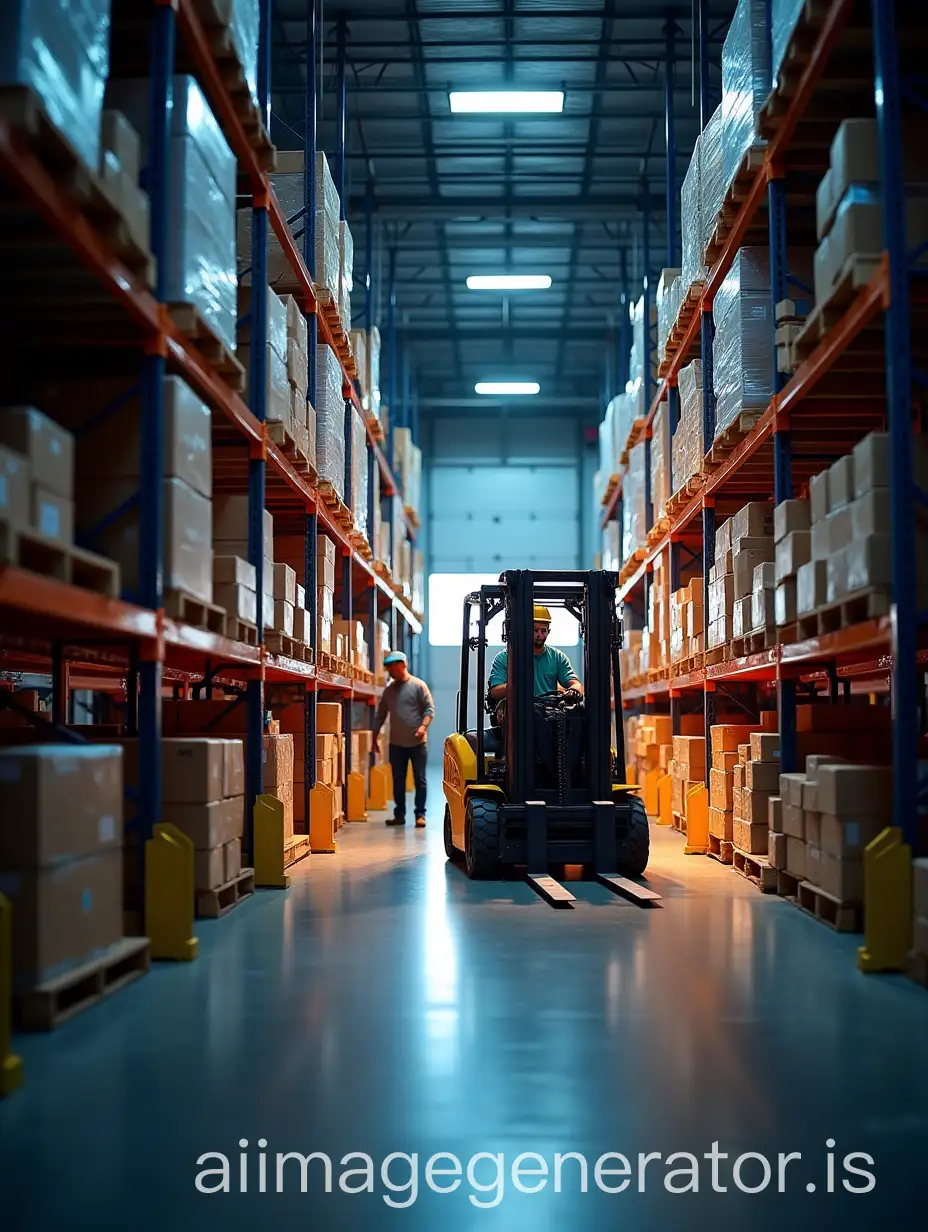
[534,689,582,710]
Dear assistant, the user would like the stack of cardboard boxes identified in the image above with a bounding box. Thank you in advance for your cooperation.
[237,285,290,433]
[213,555,257,632]
[669,577,704,666]
[708,723,762,847]
[618,630,644,688]
[0,408,76,557]
[213,495,274,630]
[281,295,314,466]
[339,220,353,335]
[732,731,781,855]
[670,360,704,497]
[669,734,705,821]
[155,739,245,894]
[316,536,336,657]
[264,732,295,842]
[0,745,125,988]
[774,495,811,629]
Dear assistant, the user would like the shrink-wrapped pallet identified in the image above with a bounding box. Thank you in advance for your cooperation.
[350,411,368,538]
[772,0,806,87]
[712,248,772,438]
[366,326,382,419]
[315,344,345,494]
[228,0,259,107]
[657,268,682,365]
[681,130,705,293]
[339,219,353,333]
[721,0,771,192]
[602,520,620,572]
[315,151,341,294]
[650,402,670,524]
[700,104,726,263]
[622,441,648,564]
[599,402,616,480]
[611,393,635,460]
[671,360,706,493]
[629,295,658,420]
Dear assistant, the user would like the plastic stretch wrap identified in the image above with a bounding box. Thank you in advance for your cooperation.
[351,412,368,536]
[680,130,704,292]
[608,393,633,461]
[1,0,111,174]
[721,0,771,192]
[366,327,382,418]
[712,248,772,437]
[593,468,605,509]
[599,404,615,479]
[650,403,670,523]
[700,105,726,262]
[629,296,657,420]
[315,152,341,294]
[228,0,259,106]
[772,0,805,86]
[339,220,354,331]
[315,345,345,493]
[672,360,705,491]
[602,521,620,572]
[657,268,682,365]
[108,76,236,352]
[622,441,648,565]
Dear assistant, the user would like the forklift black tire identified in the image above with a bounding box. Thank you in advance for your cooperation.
[615,795,650,878]
[464,796,502,880]
[443,804,462,861]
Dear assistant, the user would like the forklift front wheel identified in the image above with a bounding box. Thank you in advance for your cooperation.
[615,794,650,878]
[443,804,462,862]
[464,796,502,880]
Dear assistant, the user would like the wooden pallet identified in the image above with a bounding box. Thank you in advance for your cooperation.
[190,1,277,170]
[14,937,150,1031]
[168,302,246,393]
[285,835,311,869]
[317,649,347,676]
[619,418,647,466]
[659,280,705,374]
[671,810,687,834]
[352,665,374,685]
[732,846,778,893]
[164,589,227,635]
[790,254,883,366]
[266,631,310,662]
[602,473,621,506]
[317,481,353,528]
[708,410,764,466]
[703,144,767,267]
[776,868,802,899]
[759,0,836,136]
[0,85,157,286]
[315,287,356,373]
[196,867,255,919]
[666,471,708,516]
[730,626,776,658]
[707,833,734,865]
[705,643,729,666]
[794,880,862,932]
[267,419,315,480]
[618,547,647,584]
[0,521,121,597]
[775,621,799,647]
[226,617,258,647]
[646,515,671,546]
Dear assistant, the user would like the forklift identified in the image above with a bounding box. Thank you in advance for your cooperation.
[442,569,660,909]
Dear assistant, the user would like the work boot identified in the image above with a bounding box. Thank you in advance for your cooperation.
[415,815,426,829]
[386,814,405,826]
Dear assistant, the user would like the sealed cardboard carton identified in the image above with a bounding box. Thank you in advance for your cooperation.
[224,838,242,882]
[162,739,225,804]
[820,813,886,859]
[213,554,256,589]
[223,740,245,798]
[708,807,733,841]
[805,811,822,849]
[819,852,863,904]
[274,562,296,605]
[806,844,823,888]
[709,767,732,812]
[774,498,810,543]
[195,845,226,891]
[816,765,892,816]
[0,407,72,497]
[733,819,767,854]
[317,702,343,734]
[782,803,805,840]
[214,582,257,625]
[786,836,807,880]
[263,734,294,789]
[745,760,779,793]
[768,796,783,833]
[750,732,780,762]
[769,830,787,868]
[162,797,242,849]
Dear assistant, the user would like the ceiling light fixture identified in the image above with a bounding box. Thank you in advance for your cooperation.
[466,274,552,291]
[449,90,565,114]
[475,382,541,396]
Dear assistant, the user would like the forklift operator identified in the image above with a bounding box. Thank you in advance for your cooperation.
[488,604,583,707]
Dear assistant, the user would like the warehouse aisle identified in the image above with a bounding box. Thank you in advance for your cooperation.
[2,792,928,1230]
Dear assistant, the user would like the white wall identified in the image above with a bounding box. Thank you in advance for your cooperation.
[422,416,586,741]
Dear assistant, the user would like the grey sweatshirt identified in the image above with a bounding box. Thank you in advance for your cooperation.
[373,675,435,747]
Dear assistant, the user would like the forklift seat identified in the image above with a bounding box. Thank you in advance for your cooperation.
[466,727,504,757]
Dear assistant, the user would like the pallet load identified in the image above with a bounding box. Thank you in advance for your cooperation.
[669,576,704,668]
[315,344,346,500]
[706,518,734,654]
[297,701,344,850]
[280,295,313,467]
[650,402,670,530]
[699,105,725,267]
[263,733,295,845]
[315,152,341,298]
[316,535,336,660]
[394,426,423,523]
[0,745,145,1027]
[108,76,238,360]
[338,220,353,335]
[237,284,290,434]
[730,501,774,642]
[670,360,704,499]
[720,0,770,197]
[656,268,681,367]
[708,722,772,860]
[618,629,643,688]
[774,495,814,630]
[621,441,647,567]
[334,618,370,676]
[214,495,274,630]
[351,411,369,541]
[669,734,705,828]
[213,554,257,642]
[712,247,772,444]
[628,295,658,425]
[0,407,77,564]
[680,125,705,298]
[732,731,780,871]
[771,0,807,86]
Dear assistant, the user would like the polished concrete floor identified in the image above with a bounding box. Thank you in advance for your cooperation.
[3,777,928,1230]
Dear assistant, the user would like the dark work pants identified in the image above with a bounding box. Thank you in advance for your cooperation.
[389,742,428,820]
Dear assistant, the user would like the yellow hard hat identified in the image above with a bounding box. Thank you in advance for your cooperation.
[533,604,552,624]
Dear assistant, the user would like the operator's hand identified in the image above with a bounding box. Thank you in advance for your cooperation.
[563,687,582,702]
[415,725,427,739]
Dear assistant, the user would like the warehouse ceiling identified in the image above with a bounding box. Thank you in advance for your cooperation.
[271,1,736,416]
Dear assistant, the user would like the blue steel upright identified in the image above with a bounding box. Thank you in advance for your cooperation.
[872,0,918,848]
[664,17,677,268]
[303,0,319,829]
[137,1,175,875]
[642,178,653,532]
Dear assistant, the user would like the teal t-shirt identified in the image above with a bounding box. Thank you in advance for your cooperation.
[488,646,579,696]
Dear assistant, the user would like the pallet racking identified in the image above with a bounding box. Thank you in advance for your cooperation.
[0,1,421,894]
[602,0,925,850]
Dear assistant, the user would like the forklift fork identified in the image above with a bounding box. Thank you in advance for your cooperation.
[525,800,576,908]
[593,800,662,907]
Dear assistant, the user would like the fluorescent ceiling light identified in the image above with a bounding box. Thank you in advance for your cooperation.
[449,91,565,114]
[475,382,540,396]
[466,274,552,291]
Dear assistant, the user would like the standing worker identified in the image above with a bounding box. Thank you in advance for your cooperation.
[373,651,435,828]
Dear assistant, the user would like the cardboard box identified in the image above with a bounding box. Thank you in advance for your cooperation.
[852,431,889,496]
[0,444,30,527]
[782,803,805,840]
[796,560,828,616]
[811,519,830,563]
[826,546,849,603]
[775,580,797,626]
[317,701,343,734]
[732,502,773,542]
[768,796,783,833]
[819,852,863,904]
[214,496,274,561]
[224,838,242,882]
[733,818,768,854]
[0,848,122,985]
[223,740,245,798]
[31,486,73,545]
[732,595,753,637]
[786,836,807,880]
[752,584,776,631]
[775,531,811,584]
[708,807,733,841]
[734,549,773,600]
[263,733,294,789]
[738,744,752,766]
[712,750,739,773]
[801,779,818,812]
[0,407,72,498]
[672,735,705,771]
[769,830,787,869]
[805,754,848,776]
[214,582,256,624]
[162,797,242,849]
[739,788,772,827]
[292,606,310,643]
[709,767,733,811]
[851,488,891,540]
[733,763,745,790]
[274,600,294,637]
[162,739,225,804]
[0,745,123,868]
[805,811,822,849]
[745,760,779,793]
[806,844,823,888]
[195,845,226,891]
[213,554,256,589]
[816,764,892,817]
[914,858,928,919]
[846,533,892,595]
[750,732,780,762]
[828,454,854,512]
[810,470,829,523]
[774,499,810,543]
[820,812,886,859]
[274,562,296,605]
[827,505,853,554]
[779,773,806,808]
[711,724,757,754]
